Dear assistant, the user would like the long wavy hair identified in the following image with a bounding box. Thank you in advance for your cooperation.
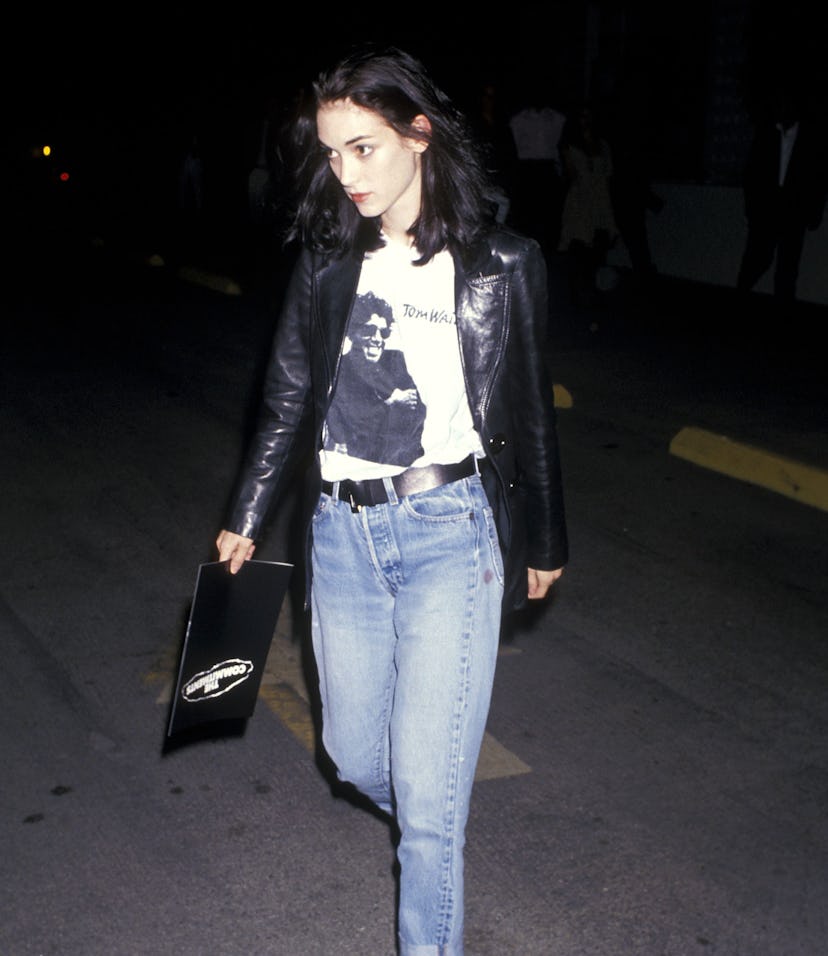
[286,47,494,263]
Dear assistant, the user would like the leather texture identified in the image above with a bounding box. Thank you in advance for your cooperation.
[224,226,568,610]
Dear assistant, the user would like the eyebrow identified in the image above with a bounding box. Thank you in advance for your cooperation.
[319,133,372,149]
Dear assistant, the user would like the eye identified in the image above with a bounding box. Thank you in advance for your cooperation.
[355,144,373,157]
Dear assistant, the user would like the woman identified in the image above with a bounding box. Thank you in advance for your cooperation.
[216,46,567,956]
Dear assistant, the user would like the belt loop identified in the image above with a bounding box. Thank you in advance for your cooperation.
[472,454,480,475]
[331,480,341,500]
[338,480,362,513]
[382,476,399,506]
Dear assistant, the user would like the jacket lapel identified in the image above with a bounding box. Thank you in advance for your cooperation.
[452,245,507,423]
[314,252,362,379]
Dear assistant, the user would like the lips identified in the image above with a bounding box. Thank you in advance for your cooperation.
[348,192,370,204]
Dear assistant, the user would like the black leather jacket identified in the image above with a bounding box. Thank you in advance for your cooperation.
[225,226,568,609]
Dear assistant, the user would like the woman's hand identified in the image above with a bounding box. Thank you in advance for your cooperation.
[527,567,564,601]
[215,530,256,574]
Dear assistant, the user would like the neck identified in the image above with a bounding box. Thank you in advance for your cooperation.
[380,170,423,246]
[380,220,416,247]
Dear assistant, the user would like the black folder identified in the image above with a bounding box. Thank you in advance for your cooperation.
[167,559,293,736]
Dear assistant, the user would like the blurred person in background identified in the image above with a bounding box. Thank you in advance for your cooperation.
[737,83,828,302]
[507,84,566,254]
[557,103,619,308]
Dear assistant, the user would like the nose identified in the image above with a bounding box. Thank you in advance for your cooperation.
[336,153,357,187]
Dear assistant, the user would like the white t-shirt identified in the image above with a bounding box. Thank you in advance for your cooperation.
[320,241,483,482]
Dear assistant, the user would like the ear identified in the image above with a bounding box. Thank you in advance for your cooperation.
[408,114,432,152]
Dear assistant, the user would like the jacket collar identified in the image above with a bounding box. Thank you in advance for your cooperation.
[452,235,495,277]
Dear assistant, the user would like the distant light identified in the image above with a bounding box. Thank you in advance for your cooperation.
[43,144,52,157]
[59,171,70,182]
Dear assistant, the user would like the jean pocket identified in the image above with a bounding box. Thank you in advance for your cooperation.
[401,479,472,522]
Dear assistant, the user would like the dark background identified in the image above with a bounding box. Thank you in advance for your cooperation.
[4,1,827,275]
[11,3,827,158]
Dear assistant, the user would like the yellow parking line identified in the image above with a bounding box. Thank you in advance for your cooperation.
[177,265,242,296]
[553,383,573,408]
[476,732,531,780]
[259,682,316,752]
[258,680,531,781]
[257,635,532,781]
[670,426,828,512]
[152,628,531,780]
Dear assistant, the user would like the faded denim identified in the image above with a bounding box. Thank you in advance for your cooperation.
[310,473,504,955]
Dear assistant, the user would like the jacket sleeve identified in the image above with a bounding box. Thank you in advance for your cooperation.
[223,249,315,539]
[509,240,569,571]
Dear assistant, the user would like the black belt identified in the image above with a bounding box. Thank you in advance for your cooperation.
[322,455,478,512]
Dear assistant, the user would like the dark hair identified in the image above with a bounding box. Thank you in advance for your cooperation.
[350,291,394,328]
[559,102,603,154]
[287,47,493,262]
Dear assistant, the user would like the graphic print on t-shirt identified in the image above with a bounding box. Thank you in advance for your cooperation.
[323,290,427,466]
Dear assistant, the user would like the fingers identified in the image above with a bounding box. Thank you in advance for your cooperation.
[527,567,564,601]
[215,530,255,574]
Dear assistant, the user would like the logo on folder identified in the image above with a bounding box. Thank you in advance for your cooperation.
[168,560,293,737]
[182,658,255,702]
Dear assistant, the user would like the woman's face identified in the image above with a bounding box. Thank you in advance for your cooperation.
[316,98,429,238]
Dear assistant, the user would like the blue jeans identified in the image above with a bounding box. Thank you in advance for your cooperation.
[310,473,504,956]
